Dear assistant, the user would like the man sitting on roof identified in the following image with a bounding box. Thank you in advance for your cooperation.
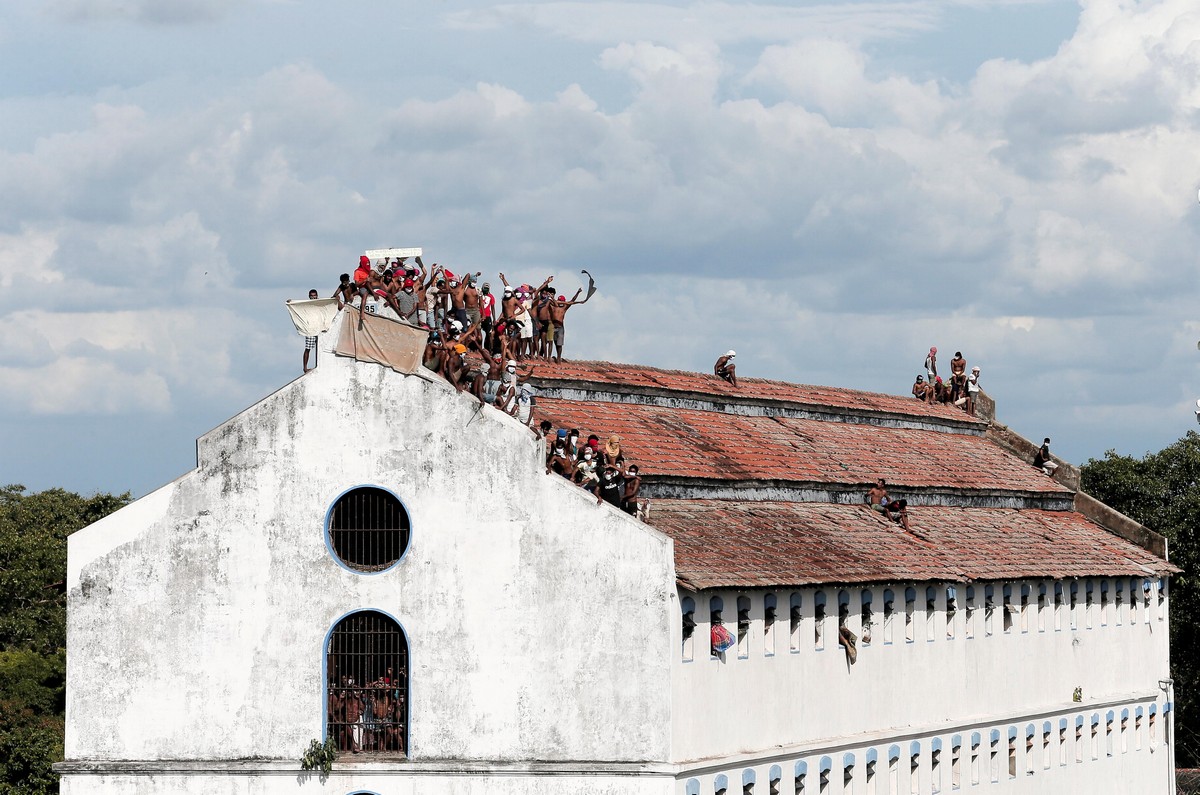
[912,375,930,402]
[1033,437,1059,477]
[714,351,738,387]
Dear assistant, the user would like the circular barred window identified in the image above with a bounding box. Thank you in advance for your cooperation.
[327,487,410,573]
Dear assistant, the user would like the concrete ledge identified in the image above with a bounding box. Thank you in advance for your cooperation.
[985,423,1081,491]
[675,690,1161,775]
[53,759,675,777]
[643,478,1076,512]
[1074,491,1169,561]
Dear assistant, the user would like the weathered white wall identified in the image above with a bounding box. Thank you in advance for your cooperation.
[675,697,1174,794]
[64,350,676,768]
[671,582,1172,765]
[61,771,672,795]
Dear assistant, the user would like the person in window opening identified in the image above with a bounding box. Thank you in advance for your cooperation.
[327,683,344,748]
[714,350,738,386]
[342,683,364,753]
[621,464,641,516]
[595,464,624,506]
[1033,438,1058,477]
[302,289,319,373]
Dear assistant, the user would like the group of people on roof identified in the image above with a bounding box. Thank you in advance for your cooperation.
[912,347,981,416]
[543,426,643,515]
[866,479,911,532]
[333,254,592,366]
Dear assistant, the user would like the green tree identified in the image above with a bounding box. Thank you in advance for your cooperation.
[0,485,129,795]
[1082,433,1200,767]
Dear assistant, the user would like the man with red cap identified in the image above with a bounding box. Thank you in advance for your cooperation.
[545,286,589,363]
[394,277,419,324]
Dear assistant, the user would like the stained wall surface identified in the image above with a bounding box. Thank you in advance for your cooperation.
[63,354,675,769]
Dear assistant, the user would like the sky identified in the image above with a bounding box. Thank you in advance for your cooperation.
[3,0,1200,498]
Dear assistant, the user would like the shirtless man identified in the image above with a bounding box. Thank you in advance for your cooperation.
[714,351,738,387]
[545,288,589,363]
[463,275,484,331]
[620,464,641,515]
[332,273,355,309]
[546,432,575,478]
[446,272,480,330]
[949,351,967,402]
[912,375,930,402]
[866,479,889,517]
[343,686,364,753]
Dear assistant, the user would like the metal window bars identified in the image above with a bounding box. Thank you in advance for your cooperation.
[329,488,409,572]
[326,611,408,755]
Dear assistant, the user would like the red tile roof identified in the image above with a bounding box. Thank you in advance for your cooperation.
[533,360,983,424]
[522,359,1171,585]
[534,397,1066,493]
[652,500,1178,589]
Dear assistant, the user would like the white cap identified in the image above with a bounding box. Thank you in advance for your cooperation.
[726,350,736,357]
[506,359,517,367]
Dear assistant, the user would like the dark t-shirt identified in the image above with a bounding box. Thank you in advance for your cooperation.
[599,477,623,506]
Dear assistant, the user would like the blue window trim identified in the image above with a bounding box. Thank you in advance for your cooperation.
[324,484,413,576]
[714,773,729,790]
[321,608,412,760]
[685,779,700,795]
[768,764,782,782]
[742,768,757,786]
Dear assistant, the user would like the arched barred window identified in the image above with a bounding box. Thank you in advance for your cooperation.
[326,610,409,756]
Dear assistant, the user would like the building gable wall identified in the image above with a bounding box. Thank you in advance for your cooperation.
[65,358,675,764]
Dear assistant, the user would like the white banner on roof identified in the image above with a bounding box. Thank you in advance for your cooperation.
[365,247,422,261]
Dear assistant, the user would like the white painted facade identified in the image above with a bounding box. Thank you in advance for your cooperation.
[59,321,1176,793]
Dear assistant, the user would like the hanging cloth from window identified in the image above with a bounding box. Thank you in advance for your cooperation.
[285,298,342,337]
[711,623,736,654]
[333,311,427,374]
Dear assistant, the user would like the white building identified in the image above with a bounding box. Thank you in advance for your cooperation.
[58,317,1178,794]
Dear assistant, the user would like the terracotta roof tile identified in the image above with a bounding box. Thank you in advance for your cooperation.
[534,398,1065,493]
[533,360,983,423]
[652,500,1179,589]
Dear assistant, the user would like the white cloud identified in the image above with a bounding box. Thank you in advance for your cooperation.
[4,0,1200,492]
[446,1,941,46]
[46,0,244,25]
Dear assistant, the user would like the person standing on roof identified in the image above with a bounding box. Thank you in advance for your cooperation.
[546,287,589,363]
[301,289,319,372]
[714,351,738,387]
[966,366,981,416]
[924,347,938,383]
[621,464,641,516]
[949,351,968,402]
